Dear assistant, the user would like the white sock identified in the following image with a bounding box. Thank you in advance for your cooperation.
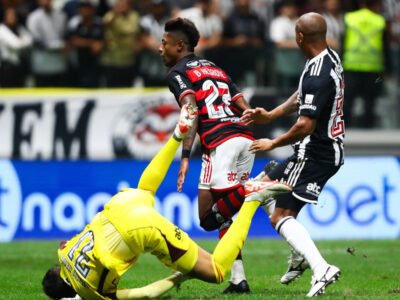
[230,259,246,284]
[277,216,328,277]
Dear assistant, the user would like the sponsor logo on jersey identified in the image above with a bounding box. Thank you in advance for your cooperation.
[174,75,187,89]
[199,59,214,66]
[227,171,238,182]
[301,94,317,111]
[186,60,200,68]
[0,161,22,242]
[306,182,321,196]
[240,172,250,182]
[174,226,182,240]
[300,104,317,111]
[305,94,314,104]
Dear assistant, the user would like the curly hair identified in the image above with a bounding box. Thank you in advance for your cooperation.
[164,18,200,52]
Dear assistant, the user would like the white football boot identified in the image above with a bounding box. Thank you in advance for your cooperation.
[280,247,310,284]
[307,265,341,297]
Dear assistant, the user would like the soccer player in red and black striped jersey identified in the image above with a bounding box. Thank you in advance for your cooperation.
[159,17,254,293]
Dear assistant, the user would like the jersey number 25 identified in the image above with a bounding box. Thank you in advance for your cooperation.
[203,79,234,119]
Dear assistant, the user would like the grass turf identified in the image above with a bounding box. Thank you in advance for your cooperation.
[0,239,399,299]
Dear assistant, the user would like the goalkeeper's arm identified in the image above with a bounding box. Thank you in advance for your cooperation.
[116,272,188,300]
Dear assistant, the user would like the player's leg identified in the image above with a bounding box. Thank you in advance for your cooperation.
[254,159,310,284]
[198,138,254,231]
[138,104,197,194]
[218,219,250,294]
[270,159,341,296]
[190,200,265,283]
[198,186,246,231]
[198,139,254,231]
[197,186,250,291]
[190,181,291,283]
[220,138,255,293]
[197,137,254,293]
[209,138,255,225]
[271,203,340,297]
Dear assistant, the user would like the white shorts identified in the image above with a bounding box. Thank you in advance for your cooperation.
[198,137,255,191]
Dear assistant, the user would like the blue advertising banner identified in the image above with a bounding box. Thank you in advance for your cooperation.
[1,158,400,242]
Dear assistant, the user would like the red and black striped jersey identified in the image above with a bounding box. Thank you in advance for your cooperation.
[167,54,254,149]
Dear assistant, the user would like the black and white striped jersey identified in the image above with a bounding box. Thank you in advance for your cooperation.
[294,48,345,166]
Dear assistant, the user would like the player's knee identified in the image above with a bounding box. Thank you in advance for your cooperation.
[200,214,220,231]
[270,214,280,228]
[200,207,226,231]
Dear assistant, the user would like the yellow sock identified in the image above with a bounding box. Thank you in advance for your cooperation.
[211,201,260,283]
[137,135,180,195]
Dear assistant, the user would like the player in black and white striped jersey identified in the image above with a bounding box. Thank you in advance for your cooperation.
[241,12,344,297]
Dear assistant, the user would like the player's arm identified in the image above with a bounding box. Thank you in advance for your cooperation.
[241,91,299,125]
[249,115,316,153]
[249,77,332,153]
[232,96,251,114]
[177,94,198,192]
[116,272,187,300]
[179,93,198,155]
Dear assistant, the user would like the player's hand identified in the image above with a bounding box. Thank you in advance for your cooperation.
[177,158,189,192]
[249,138,275,153]
[240,107,270,125]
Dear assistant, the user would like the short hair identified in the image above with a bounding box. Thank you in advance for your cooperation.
[42,267,76,299]
[362,0,379,8]
[164,18,200,52]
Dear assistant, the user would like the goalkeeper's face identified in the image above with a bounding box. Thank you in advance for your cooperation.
[42,266,76,299]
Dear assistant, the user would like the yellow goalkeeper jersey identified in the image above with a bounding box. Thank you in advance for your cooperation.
[58,188,198,300]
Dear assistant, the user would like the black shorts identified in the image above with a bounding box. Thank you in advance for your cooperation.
[268,154,341,204]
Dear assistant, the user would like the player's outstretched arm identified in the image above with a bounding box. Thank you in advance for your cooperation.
[241,91,299,125]
[116,272,187,300]
[249,115,316,153]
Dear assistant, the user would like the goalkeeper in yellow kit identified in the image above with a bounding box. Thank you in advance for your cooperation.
[42,104,291,300]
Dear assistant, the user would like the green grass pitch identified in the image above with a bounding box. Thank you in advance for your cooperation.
[1,239,399,299]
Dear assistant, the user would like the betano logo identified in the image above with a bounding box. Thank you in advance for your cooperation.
[300,157,400,239]
[0,161,22,242]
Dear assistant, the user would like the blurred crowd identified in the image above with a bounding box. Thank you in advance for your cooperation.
[0,0,400,128]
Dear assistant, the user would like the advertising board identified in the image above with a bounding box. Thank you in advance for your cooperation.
[1,158,399,242]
